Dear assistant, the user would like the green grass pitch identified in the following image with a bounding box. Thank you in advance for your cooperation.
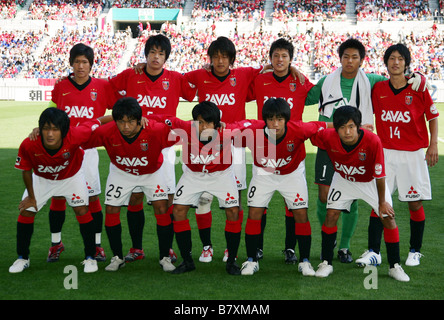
[0,101,443,302]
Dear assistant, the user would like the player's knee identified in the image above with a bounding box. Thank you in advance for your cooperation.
[408,201,423,213]
[128,192,144,206]
[152,200,168,215]
[196,194,213,214]
[225,207,239,221]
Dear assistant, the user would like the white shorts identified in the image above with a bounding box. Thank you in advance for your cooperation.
[384,148,432,202]
[174,165,239,208]
[82,148,101,197]
[132,147,176,195]
[327,172,393,217]
[104,163,168,207]
[247,161,308,210]
[22,169,89,212]
[232,146,247,190]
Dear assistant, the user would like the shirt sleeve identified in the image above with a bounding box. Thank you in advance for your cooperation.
[15,140,32,171]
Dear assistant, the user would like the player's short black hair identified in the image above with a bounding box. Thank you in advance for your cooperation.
[69,43,94,67]
[338,38,366,60]
[207,36,236,66]
[333,105,362,131]
[192,101,221,129]
[262,98,291,123]
[39,107,70,138]
[144,34,171,61]
[383,43,411,72]
[269,37,294,61]
[112,97,142,123]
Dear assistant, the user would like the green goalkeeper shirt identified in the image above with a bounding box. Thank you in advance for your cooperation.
[305,72,387,122]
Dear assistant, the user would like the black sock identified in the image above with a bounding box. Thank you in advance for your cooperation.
[225,231,240,264]
[17,222,34,259]
[157,223,174,259]
[321,231,337,265]
[245,233,260,261]
[285,216,296,250]
[259,214,266,250]
[385,242,400,268]
[91,211,103,236]
[198,227,212,247]
[127,209,144,249]
[368,216,383,254]
[49,209,65,244]
[175,230,193,262]
[79,220,96,258]
[105,224,123,259]
[410,219,425,252]
[296,235,311,261]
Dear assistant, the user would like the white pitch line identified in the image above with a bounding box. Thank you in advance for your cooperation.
[439,137,444,143]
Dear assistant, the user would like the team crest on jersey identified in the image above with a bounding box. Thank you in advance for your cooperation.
[289,82,297,92]
[162,81,170,91]
[287,142,294,152]
[230,77,237,87]
[358,150,366,161]
[90,91,97,101]
[140,142,149,151]
[405,96,413,105]
[62,152,71,159]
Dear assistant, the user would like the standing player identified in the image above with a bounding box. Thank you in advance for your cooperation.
[83,97,177,272]
[305,38,429,263]
[248,37,315,264]
[148,101,242,275]
[310,106,409,282]
[226,98,329,276]
[108,34,196,262]
[304,38,385,264]
[10,108,109,273]
[183,36,264,263]
[46,43,118,263]
[361,43,439,267]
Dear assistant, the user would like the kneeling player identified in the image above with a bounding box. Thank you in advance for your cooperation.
[226,98,329,276]
[310,106,409,282]
[149,101,242,275]
[10,108,109,273]
[83,97,177,272]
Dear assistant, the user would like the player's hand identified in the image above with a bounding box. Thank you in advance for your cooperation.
[133,63,146,75]
[361,124,374,132]
[203,63,211,72]
[289,65,305,84]
[19,196,37,214]
[219,121,226,131]
[378,202,395,220]
[425,143,438,167]
[141,117,149,128]
[55,76,68,85]
[28,127,40,141]
[407,72,432,92]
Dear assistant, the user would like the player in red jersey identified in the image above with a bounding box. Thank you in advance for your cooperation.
[83,97,177,272]
[183,36,265,263]
[108,34,196,263]
[10,108,110,273]
[225,98,329,276]
[247,38,315,264]
[46,43,119,263]
[148,101,242,275]
[310,106,409,281]
[365,43,439,268]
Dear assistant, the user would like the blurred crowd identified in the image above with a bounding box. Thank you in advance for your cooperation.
[0,0,443,80]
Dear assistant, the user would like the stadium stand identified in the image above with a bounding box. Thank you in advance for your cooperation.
[0,0,443,101]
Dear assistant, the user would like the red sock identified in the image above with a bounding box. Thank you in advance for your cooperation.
[295,221,311,236]
[195,211,212,230]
